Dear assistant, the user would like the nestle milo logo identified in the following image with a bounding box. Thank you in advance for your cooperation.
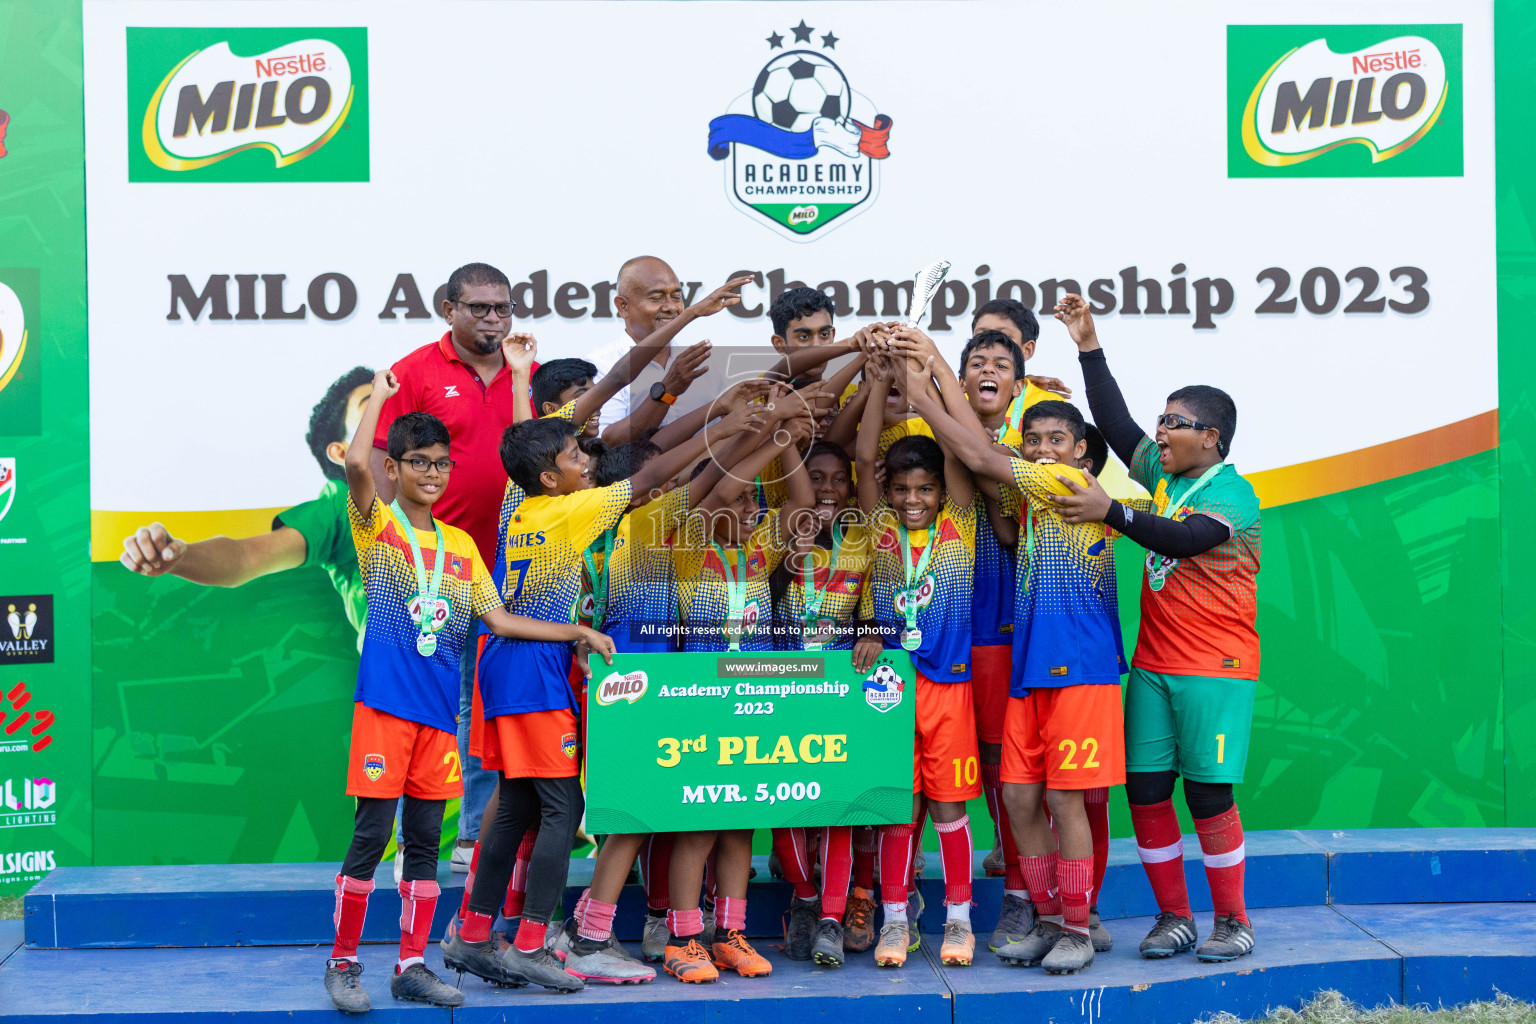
[1227,24,1462,178]
[128,27,368,182]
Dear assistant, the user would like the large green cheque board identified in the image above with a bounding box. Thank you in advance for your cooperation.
[585,651,917,833]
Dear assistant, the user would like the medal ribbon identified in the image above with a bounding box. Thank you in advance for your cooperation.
[1159,461,1226,519]
[897,524,936,637]
[391,499,446,638]
[801,526,843,650]
[582,528,615,627]
[710,541,748,652]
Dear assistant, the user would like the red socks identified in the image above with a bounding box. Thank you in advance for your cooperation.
[933,815,974,906]
[772,827,819,900]
[878,822,917,905]
[852,828,878,891]
[1195,805,1249,925]
[1018,854,1062,918]
[502,829,538,919]
[455,841,481,922]
[1086,788,1110,900]
[460,909,494,943]
[330,874,374,960]
[643,833,673,912]
[397,878,439,966]
[1056,855,1092,936]
[820,826,853,918]
[1130,799,1192,919]
[980,761,1003,850]
[513,917,546,953]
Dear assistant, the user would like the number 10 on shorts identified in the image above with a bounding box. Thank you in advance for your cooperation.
[952,756,978,788]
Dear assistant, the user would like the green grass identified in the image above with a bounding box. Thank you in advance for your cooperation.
[1199,990,1536,1024]
[0,896,20,921]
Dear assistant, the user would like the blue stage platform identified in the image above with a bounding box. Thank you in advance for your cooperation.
[5,828,1534,1022]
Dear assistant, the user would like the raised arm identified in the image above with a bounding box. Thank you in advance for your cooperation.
[1053,294,1146,465]
[776,430,817,546]
[893,357,974,509]
[903,362,1014,487]
[855,357,892,515]
[346,370,399,518]
[602,338,711,444]
[120,523,307,585]
[574,274,754,429]
[504,333,537,425]
[649,378,774,453]
[628,399,767,506]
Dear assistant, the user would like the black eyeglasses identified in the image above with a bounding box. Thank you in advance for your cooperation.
[399,456,455,473]
[1156,413,1215,432]
[455,300,513,320]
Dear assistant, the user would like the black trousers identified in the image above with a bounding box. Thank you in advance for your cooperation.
[340,795,445,882]
[468,774,584,924]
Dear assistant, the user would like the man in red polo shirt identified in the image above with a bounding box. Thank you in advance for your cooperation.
[370,261,534,872]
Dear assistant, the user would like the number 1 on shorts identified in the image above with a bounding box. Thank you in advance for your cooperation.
[1216,733,1226,765]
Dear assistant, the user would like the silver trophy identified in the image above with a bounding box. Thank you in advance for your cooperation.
[902,260,952,328]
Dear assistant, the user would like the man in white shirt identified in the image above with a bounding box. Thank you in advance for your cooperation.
[588,255,688,436]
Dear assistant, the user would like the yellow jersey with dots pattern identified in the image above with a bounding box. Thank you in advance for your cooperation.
[674,508,787,652]
[774,517,872,651]
[864,496,976,682]
[480,479,634,717]
[349,495,501,734]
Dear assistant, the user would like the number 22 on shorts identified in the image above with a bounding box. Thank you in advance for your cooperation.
[442,750,462,784]
[1057,738,1101,771]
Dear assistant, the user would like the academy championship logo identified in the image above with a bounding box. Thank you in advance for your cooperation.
[707,19,892,240]
[128,27,368,182]
[595,671,648,706]
[1228,24,1462,177]
[862,660,904,713]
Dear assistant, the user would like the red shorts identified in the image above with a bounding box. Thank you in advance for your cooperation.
[480,708,581,778]
[970,644,1012,746]
[913,672,982,802]
[346,703,462,800]
[470,635,587,767]
[1001,685,1125,790]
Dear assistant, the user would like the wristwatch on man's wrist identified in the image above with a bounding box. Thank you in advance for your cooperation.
[649,382,677,405]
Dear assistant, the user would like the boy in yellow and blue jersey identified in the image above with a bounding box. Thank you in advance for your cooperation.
[446,276,754,992]
[769,440,872,967]
[907,373,1129,977]
[852,353,981,971]
[325,370,611,1014]
[659,404,816,985]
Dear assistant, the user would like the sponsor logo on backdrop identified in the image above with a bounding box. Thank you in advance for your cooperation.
[0,110,9,158]
[0,681,55,754]
[0,269,41,436]
[129,27,368,182]
[0,595,52,665]
[596,671,648,706]
[0,849,55,885]
[707,20,892,240]
[0,777,55,829]
[0,459,13,524]
[862,660,903,713]
[1228,24,1462,177]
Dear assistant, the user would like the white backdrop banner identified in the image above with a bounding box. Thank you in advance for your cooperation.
[83,0,1495,516]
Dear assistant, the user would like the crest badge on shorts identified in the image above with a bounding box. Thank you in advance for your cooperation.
[363,752,386,782]
[561,732,578,760]
[706,25,893,241]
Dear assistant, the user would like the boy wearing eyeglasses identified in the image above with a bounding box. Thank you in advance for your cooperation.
[324,369,614,1014]
[1046,293,1261,966]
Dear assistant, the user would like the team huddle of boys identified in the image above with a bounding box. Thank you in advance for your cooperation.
[320,260,1262,1012]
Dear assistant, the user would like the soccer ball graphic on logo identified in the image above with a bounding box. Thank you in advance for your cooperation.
[752,52,850,133]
